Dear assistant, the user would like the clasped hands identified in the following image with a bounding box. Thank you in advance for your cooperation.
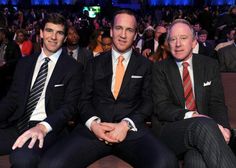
[12,124,48,150]
[90,120,130,145]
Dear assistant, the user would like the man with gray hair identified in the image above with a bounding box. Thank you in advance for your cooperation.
[152,19,236,167]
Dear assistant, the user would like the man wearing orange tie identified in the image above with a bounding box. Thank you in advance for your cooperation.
[40,9,177,168]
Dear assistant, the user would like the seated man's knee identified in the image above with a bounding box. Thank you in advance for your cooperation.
[192,117,217,131]
[10,149,40,168]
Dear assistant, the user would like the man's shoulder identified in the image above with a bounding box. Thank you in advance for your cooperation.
[218,44,235,53]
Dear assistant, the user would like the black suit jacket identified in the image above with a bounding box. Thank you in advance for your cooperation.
[79,50,153,139]
[218,44,236,72]
[152,54,230,134]
[65,47,93,70]
[0,50,83,133]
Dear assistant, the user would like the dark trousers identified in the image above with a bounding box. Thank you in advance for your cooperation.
[0,125,66,168]
[159,117,236,168]
[39,125,178,168]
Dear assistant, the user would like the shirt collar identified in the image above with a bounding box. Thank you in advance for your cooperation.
[112,48,132,63]
[39,48,62,63]
[176,55,193,69]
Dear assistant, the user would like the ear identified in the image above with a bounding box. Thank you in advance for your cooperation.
[40,29,43,39]
[110,28,113,38]
[192,38,197,49]
[63,36,67,43]
[133,32,137,41]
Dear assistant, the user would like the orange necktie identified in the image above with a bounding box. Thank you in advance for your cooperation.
[113,56,125,99]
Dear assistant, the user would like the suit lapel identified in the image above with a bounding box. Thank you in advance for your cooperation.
[45,52,67,104]
[118,52,139,98]
[102,52,113,97]
[192,54,204,113]
[23,54,40,107]
[168,59,185,107]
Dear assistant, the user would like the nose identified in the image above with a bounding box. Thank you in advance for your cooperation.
[176,38,181,47]
[51,32,57,40]
[121,30,126,38]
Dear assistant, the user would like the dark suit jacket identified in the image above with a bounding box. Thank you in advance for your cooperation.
[217,44,236,72]
[0,50,83,133]
[79,50,153,140]
[64,47,93,70]
[152,54,230,134]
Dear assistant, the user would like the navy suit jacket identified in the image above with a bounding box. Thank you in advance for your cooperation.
[0,50,83,133]
[152,54,230,133]
[79,50,153,139]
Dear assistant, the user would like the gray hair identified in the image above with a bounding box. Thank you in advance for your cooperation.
[167,19,196,41]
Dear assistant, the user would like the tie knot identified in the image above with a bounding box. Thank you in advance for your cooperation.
[182,62,189,68]
[118,56,124,63]
[69,51,73,56]
[44,57,50,63]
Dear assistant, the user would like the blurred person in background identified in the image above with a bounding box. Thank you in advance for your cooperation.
[15,29,33,57]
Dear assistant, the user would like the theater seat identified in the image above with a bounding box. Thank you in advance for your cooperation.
[88,155,132,168]
[0,155,132,168]
[221,73,236,129]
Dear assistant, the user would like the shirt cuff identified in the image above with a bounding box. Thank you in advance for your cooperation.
[85,116,101,131]
[184,111,198,119]
[39,121,52,134]
[122,118,138,131]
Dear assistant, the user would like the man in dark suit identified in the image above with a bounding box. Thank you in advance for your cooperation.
[152,19,236,168]
[39,9,177,168]
[0,24,21,99]
[0,13,83,168]
[217,38,236,72]
[65,25,93,69]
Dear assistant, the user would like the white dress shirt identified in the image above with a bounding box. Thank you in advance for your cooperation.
[29,48,61,132]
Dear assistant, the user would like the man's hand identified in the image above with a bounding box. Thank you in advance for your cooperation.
[12,124,47,150]
[218,124,231,144]
[90,121,116,143]
[100,121,129,143]
[192,113,210,118]
[142,49,151,57]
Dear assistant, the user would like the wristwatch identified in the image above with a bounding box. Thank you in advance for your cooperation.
[124,120,133,131]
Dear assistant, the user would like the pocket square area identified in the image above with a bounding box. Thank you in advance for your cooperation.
[203,81,211,86]
[54,84,64,87]
[131,75,143,79]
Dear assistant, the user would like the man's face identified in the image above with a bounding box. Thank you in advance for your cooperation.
[40,23,66,56]
[168,23,196,61]
[16,32,25,44]
[155,26,166,41]
[67,27,79,46]
[110,13,137,53]
[198,34,207,43]
[227,30,236,41]
[101,37,112,52]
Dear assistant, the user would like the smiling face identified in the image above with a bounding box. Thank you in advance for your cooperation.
[40,22,66,56]
[110,13,137,53]
[168,22,197,61]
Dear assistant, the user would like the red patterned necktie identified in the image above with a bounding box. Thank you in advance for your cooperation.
[182,62,196,111]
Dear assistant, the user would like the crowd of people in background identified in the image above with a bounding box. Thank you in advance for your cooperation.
[0,4,236,99]
[0,4,236,167]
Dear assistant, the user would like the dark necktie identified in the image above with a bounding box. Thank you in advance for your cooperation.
[69,51,73,57]
[17,57,50,133]
[182,62,196,111]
